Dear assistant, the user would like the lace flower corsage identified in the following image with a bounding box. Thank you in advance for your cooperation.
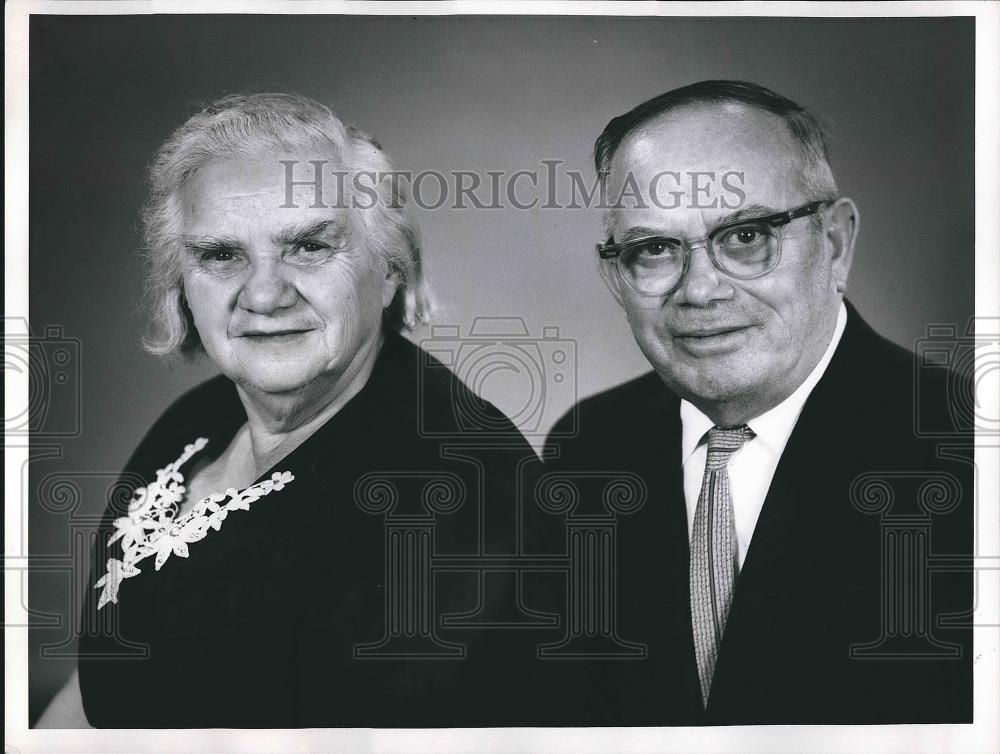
[95,438,295,610]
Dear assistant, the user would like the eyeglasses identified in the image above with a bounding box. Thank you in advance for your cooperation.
[596,200,833,297]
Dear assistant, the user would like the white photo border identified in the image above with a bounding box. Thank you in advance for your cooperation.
[5,2,998,753]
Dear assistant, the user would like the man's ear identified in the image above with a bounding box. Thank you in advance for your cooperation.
[598,259,626,308]
[824,197,860,294]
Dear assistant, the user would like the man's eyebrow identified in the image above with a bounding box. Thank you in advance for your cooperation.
[618,204,780,243]
[713,203,777,226]
[273,218,346,246]
[620,226,674,242]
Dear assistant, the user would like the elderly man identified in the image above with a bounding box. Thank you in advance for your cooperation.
[545,80,972,725]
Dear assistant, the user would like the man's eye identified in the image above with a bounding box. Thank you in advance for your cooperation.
[634,240,680,258]
[717,223,772,248]
[642,242,668,256]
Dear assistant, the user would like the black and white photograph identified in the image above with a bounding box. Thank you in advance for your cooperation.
[6,2,999,752]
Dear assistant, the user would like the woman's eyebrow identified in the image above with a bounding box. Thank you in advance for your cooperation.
[273,218,346,246]
[180,219,347,252]
[182,235,242,253]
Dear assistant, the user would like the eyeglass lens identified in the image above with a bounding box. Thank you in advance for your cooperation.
[618,220,780,294]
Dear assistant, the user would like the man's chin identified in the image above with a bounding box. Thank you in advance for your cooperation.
[658,359,760,407]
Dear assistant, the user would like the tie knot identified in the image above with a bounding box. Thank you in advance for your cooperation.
[704,425,755,470]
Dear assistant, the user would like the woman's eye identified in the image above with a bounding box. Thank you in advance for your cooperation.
[298,241,328,253]
[200,249,236,263]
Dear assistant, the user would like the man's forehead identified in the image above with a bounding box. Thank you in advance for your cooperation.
[606,103,808,217]
[612,103,799,174]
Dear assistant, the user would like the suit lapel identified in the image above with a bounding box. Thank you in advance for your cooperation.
[609,375,704,722]
[705,306,864,717]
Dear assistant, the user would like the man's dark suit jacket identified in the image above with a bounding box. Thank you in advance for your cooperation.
[544,302,973,725]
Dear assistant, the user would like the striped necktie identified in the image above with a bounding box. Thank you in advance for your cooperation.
[689,424,755,708]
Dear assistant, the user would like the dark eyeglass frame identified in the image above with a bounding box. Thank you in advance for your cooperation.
[596,199,834,297]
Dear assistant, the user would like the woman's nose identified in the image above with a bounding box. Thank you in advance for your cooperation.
[237,258,297,314]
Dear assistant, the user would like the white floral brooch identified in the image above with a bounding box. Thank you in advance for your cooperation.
[95,437,295,610]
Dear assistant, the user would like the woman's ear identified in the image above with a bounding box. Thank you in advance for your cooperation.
[381,265,401,308]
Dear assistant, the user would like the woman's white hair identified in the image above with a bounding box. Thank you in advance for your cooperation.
[141,92,432,356]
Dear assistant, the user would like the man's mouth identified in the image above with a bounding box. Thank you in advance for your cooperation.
[674,325,750,339]
[672,325,754,353]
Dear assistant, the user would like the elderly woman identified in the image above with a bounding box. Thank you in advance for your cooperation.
[38,93,547,727]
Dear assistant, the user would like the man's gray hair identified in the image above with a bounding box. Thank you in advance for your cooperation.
[141,92,432,356]
[594,80,839,238]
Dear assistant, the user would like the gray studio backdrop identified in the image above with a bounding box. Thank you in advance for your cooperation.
[26,15,973,719]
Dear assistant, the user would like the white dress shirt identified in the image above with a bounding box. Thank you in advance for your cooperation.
[680,302,847,572]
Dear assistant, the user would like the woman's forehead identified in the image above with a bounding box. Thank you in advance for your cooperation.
[179,152,350,235]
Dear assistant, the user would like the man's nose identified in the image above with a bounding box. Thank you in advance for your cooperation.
[674,243,734,306]
[237,257,297,314]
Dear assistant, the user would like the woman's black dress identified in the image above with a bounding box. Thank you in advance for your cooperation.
[78,332,568,727]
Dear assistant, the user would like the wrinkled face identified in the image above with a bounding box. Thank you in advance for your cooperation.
[178,151,398,397]
[604,104,851,420]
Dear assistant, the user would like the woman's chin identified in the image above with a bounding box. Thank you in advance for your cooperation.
[231,366,322,397]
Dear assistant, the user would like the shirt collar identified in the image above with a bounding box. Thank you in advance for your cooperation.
[680,302,848,463]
